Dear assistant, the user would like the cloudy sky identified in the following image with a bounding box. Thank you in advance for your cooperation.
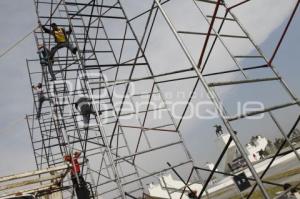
[0,0,299,178]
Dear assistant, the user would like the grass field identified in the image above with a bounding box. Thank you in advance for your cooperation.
[229,167,300,199]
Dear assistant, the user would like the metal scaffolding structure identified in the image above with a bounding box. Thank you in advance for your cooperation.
[25,0,300,198]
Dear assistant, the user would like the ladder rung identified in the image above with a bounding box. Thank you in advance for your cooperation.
[99,101,113,105]
[35,1,60,5]
[39,16,81,20]
[234,55,263,58]
[76,38,135,41]
[101,107,167,121]
[81,50,110,54]
[101,108,114,113]
[114,141,183,162]
[195,0,225,5]
[37,41,99,45]
[72,25,103,29]
[119,125,177,133]
[203,64,268,77]
[85,62,147,69]
[65,2,122,10]
[69,13,126,20]
[72,33,86,36]
[80,50,112,53]
[219,34,248,39]
[36,24,103,29]
[102,120,118,125]
[177,30,213,36]
[52,58,78,61]
[177,31,248,39]
[208,77,280,87]
[228,101,299,121]
[51,81,69,85]
[132,92,160,97]
[206,15,235,21]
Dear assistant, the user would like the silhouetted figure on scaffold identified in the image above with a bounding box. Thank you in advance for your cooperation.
[188,190,198,199]
[75,96,102,130]
[214,124,223,136]
[37,44,56,81]
[64,151,91,199]
[32,83,49,119]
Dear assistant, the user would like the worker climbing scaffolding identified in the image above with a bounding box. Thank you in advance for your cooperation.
[214,124,223,136]
[64,152,91,199]
[75,96,102,130]
[37,44,56,81]
[39,21,77,59]
[32,83,49,119]
[31,15,94,198]
[188,190,198,199]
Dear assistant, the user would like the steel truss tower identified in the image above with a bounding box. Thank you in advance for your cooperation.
[26,0,300,198]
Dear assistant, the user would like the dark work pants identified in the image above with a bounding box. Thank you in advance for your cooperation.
[71,174,90,199]
[37,95,49,119]
[39,48,56,80]
[81,105,97,129]
[71,173,85,188]
[41,62,56,80]
[50,42,76,58]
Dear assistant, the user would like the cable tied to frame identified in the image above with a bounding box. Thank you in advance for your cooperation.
[0,27,37,59]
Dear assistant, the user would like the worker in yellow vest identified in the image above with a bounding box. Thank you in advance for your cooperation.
[40,22,78,59]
